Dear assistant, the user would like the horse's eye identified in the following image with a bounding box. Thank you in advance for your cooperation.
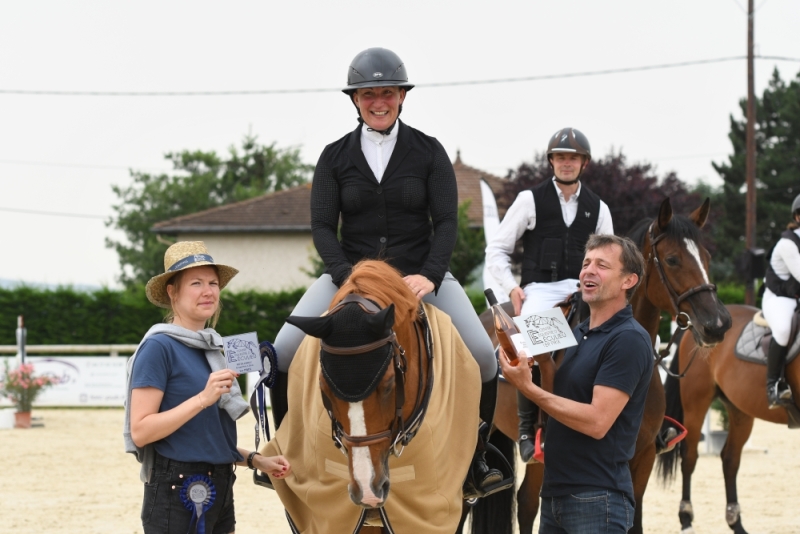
[665,256,680,267]
[381,376,395,399]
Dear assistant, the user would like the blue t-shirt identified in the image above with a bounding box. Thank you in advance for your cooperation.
[540,305,653,505]
[131,334,242,464]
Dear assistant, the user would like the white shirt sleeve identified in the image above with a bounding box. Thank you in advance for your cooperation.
[596,200,614,235]
[772,233,800,282]
[485,191,536,296]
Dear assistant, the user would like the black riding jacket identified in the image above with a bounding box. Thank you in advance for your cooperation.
[310,121,458,290]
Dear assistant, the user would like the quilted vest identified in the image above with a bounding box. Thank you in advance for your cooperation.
[521,180,600,286]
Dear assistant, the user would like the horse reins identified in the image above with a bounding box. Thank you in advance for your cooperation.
[645,223,717,378]
[319,295,434,458]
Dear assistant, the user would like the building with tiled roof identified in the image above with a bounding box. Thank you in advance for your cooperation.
[152,155,508,292]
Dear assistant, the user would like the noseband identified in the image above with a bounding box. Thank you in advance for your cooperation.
[319,294,434,458]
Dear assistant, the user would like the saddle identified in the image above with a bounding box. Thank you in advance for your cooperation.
[734,310,800,366]
[734,308,800,428]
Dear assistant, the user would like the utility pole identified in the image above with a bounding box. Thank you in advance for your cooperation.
[744,0,757,305]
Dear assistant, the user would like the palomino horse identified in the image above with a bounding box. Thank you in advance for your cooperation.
[470,198,732,534]
[658,304,800,534]
[262,260,483,534]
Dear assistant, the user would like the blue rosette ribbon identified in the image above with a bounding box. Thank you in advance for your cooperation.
[180,474,216,534]
[259,340,278,388]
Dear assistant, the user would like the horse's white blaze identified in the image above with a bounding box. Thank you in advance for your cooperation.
[347,401,380,504]
[683,238,710,284]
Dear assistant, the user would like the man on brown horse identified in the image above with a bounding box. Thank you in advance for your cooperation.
[500,235,653,533]
[762,193,800,408]
[485,128,614,462]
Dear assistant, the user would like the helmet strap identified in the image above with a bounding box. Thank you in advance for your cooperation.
[550,155,587,185]
[351,99,402,136]
[366,120,397,136]
[554,176,580,186]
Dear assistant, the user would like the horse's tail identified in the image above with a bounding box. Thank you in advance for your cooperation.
[657,347,684,484]
[469,431,515,534]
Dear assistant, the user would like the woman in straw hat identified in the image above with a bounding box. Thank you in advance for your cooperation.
[124,241,290,534]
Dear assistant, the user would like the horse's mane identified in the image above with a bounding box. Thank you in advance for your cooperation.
[331,260,420,327]
[627,213,703,249]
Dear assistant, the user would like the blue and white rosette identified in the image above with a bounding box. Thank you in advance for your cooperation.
[180,474,216,534]
[259,340,278,388]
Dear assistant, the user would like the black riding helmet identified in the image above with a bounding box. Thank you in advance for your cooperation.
[342,47,415,94]
[343,48,414,133]
[546,127,591,185]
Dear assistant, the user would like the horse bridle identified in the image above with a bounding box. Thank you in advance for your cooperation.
[646,223,717,377]
[319,294,435,458]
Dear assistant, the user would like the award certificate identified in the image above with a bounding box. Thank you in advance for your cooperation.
[513,307,578,355]
[222,331,262,374]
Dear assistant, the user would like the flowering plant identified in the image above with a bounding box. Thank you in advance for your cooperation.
[0,361,60,412]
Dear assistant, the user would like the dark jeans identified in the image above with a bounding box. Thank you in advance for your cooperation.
[141,453,237,534]
[540,490,633,533]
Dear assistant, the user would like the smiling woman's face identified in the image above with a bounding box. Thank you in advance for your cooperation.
[352,86,406,131]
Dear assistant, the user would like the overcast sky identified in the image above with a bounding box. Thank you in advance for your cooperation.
[1,0,798,288]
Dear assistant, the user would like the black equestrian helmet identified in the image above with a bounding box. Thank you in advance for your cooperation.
[342,47,415,95]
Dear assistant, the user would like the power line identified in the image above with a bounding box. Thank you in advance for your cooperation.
[0,206,107,220]
[0,159,172,173]
[1,56,797,97]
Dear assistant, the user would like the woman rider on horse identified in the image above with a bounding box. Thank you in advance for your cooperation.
[763,193,800,408]
[268,47,503,497]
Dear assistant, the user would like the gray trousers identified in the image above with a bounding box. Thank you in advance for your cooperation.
[273,273,497,382]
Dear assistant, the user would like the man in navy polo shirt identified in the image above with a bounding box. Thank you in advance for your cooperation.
[500,234,653,534]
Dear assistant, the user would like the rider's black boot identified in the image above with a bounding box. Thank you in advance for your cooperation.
[766,338,792,409]
[270,371,290,429]
[517,390,537,463]
[472,374,503,491]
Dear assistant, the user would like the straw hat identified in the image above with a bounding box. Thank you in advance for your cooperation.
[146,241,239,308]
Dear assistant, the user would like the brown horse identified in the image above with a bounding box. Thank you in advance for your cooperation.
[658,304,800,534]
[470,198,732,534]
[265,260,481,533]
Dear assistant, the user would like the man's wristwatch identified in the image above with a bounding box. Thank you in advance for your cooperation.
[247,451,261,470]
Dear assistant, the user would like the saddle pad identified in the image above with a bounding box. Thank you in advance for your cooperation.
[734,319,800,365]
[261,302,481,534]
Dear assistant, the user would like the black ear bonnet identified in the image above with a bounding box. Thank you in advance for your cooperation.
[286,298,396,402]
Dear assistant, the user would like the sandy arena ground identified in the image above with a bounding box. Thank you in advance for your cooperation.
[0,408,794,533]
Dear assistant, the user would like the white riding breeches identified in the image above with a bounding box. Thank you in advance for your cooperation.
[762,288,797,346]
[520,279,580,316]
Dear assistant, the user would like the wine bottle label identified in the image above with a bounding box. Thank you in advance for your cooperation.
[510,333,528,355]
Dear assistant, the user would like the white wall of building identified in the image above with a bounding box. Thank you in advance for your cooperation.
[180,232,317,292]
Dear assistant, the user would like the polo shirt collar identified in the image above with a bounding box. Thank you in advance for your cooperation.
[577,304,634,335]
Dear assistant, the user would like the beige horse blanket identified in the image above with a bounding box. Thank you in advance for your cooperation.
[261,302,481,533]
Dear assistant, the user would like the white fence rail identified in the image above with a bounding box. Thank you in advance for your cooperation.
[0,344,137,357]
[0,344,263,409]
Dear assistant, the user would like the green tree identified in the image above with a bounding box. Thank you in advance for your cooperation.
[712,67,800,277]
[107,136,314,287]
[449,200,485,286]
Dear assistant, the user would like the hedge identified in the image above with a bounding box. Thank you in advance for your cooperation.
[0,281,754,350]
[0,285,305,348]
